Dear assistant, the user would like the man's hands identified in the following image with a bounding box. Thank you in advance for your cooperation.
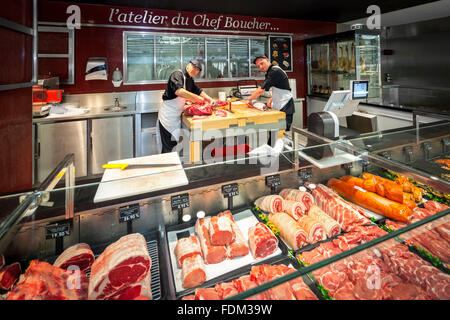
[267,98,273,108]
[246,99,254,107]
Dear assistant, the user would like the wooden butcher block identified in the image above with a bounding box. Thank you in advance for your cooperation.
[93,152,188,203]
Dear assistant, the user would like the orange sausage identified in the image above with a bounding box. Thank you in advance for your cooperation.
[327,178,412,222]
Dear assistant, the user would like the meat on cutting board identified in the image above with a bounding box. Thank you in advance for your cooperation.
[181,254,206,289]
[209,215,235,246]
[53,243,95,272]
[88,233,152,300]
[268,212,308,250]
[248,223,278,259]
[218,210,249,258]
[0,262,21,290]
[195,217,227,264]
[7,260,89,300]
[174,235,202,268]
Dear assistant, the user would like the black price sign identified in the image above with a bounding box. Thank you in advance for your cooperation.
[266,174,281,187]
[119,204,140,223]
[46,221,71,239]
[171,193,190,210]
[299,168,313,180]
[222,183,239,198]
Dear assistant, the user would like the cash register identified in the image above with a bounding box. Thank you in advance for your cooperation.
[305,80,369,158]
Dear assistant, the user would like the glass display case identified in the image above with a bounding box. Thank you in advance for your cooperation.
[306,30,382,103]
[0,124,449,300]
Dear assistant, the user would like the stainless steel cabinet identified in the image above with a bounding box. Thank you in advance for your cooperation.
[91,116,134,174]
[141,127,158,156]
[36,121,88,183]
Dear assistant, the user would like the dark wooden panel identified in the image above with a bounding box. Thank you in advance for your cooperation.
[0,28,32,85]
[0,87,33,194]
[0,0,33,27]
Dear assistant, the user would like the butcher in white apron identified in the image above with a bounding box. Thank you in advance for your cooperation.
[156,59,216,153]
[246,55,295,145]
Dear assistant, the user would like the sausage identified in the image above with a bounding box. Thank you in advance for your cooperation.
[327,178,412,222]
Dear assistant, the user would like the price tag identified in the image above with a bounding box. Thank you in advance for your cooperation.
[222,183,239,198]
[265,174,281,187]
[171,193,190,210]
[46,221,71,239]
[119,203,141,223]
[298,168,313,180]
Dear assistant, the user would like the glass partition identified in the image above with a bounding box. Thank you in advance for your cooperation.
[229,38,249,78]
[125,34,155,82]
[155,36,181,80]
[181,36,206,79]
[206,38,228,78]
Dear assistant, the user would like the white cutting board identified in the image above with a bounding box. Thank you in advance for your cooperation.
[94,152,188,203]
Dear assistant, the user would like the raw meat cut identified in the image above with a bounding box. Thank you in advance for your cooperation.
[276,265,318,300]
[251,265,296,300]
[181,294,195,300]
[209,215,235,246]
[254,195,284,214]
[183,103,213,116]
[215,281,239,299]
[218,211,249,258]
[312,184,369,231]
[194,217,227,264]
[297,215,325,243]
[380,242,450,300]
[194,288,220,300]
[53,243,94,272]
[279,189,314,210]
[174,235,202,268]
[0,262,21,290]
[283,200,307,220]
[308,205,341,238]
[108,274,152,300]
[7,260,89,300]
[268,212,308,250]
[232,275,268,300]
[88,233,152,300]
[327,178,412,222]
[248,222,278,259]
[181,254,206,289]
[214,110,228,117]
[424,201,449,214]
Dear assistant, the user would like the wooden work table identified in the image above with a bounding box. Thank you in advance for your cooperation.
[181,101,286,163]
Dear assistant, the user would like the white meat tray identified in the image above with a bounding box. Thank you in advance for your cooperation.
[167,209,282,293]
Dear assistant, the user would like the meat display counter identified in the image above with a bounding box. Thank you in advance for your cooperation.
[0,127,449,300]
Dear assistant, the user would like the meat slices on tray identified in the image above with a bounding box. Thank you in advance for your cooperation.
[181,254,206,289]
[195,217,227,264]
[7,260,89,300]
[268,212,308,250]
[53,243,95,272]
[218,211,249,258]
[279,189,314,210]
[312,184,369,231]
[215,281,239,299]
[248,222,279,259]
[283,200,307,220]
[308,205,341,238]
[88,233,152,300]
[232,275,268,300]
[174,235,202,268]
[0,262,21,291]
[297,215,325,244]
[209,215,235,246]
[251,265,296,300]
[194,288,221,300]
[254,195,284,214]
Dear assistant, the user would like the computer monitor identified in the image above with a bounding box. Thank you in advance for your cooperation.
[351,80,369,100]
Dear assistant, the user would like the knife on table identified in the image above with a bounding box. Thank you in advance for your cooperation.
[102,163,180,170]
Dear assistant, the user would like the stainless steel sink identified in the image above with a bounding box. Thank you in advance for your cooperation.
[103,105,128,112]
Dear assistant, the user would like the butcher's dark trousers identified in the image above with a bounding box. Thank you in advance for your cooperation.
[268,113,293,147]
[159,122,178,153]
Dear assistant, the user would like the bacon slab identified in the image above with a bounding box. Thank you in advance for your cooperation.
[268,212,308,250]
[283,200,307,220]
[279,189,315,210]
[297,215,325,244]
[308,205,341,238]
[254,195,284,214]
[174,235,202,268]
